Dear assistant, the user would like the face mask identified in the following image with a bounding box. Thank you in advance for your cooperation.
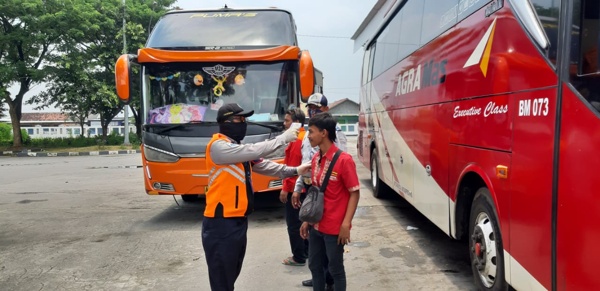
[309,108,323,118]
[219,122,247,143]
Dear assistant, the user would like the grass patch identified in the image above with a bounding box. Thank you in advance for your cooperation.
[51,145,140,152]
[0,145,140,153]
[1,133,141,153]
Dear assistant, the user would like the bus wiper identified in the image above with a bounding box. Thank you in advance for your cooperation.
[247,121,281,132]
[153,123,190,135]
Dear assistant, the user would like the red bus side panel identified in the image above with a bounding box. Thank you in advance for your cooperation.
[510,88,557,290]
[557,85,600,290]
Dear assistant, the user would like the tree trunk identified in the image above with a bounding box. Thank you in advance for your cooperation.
[130,106,142,139]
[79,121,85,138]
[8,101,23,148]
[135,118,142,139]
[6,78,30,148]
[101,124,108,140]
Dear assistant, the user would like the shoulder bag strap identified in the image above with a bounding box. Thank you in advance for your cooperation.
[319,149,343,192]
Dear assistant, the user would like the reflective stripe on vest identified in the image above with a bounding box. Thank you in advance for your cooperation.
[204,133,252,218]
[208,165,245,187]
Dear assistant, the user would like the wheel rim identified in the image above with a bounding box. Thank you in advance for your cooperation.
[471,212,498,288]
[371,157,377,189]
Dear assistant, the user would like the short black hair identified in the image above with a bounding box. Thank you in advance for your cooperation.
[308,112,336,142]
[286,108,306,125]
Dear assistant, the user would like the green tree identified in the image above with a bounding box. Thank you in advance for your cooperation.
[29,48,95,137]
[29,0,175,140]
[0,90,6,119]
[0,122,11,140]
[129,63,142,139]
[108,0,176,139]
[0,0,104,148]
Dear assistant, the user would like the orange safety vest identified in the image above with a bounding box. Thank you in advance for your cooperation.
[205,133,253,218]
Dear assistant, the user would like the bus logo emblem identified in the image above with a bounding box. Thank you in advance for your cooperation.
[203,65,236,96]
[202,64,236,77]
[463,17,497,77]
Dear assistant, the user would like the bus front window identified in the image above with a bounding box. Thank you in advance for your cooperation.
[143,62,296,124]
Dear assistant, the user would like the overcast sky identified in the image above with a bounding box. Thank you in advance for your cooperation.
[11,0,376,113]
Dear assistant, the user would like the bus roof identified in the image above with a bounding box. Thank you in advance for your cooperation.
[147,8,297,49]
[351,0,401,52]
[164,7,293,16]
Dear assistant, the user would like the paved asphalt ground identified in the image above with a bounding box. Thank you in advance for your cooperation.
[0,137,476,290]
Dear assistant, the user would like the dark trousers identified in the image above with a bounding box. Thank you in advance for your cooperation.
[202,217,248,291]
[301,184,333,286]
[308,228,346,291]
[285,192,308,263]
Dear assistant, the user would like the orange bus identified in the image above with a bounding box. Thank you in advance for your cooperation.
[115,7,316,202]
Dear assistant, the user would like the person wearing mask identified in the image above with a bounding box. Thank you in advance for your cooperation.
[305,93,347,152]
[300,112,360,291]
[290,93,347,289]
[203,103,311,291]
[280,108,308,266]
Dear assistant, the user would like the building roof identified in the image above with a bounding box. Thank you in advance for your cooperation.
[329,98,358,110]
[21,112,70,122]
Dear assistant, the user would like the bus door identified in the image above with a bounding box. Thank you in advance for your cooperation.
[555,0,600,289]
[504,1,563,289]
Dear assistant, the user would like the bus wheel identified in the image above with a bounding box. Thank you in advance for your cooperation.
[181,194,200,203]
[370,150,385,198]
[469,188,508,291]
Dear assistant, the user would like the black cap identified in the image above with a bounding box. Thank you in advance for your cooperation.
[217,103,254,123]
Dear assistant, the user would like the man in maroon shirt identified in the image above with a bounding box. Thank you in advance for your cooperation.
[280,108,308,266]
[300,112,360,291]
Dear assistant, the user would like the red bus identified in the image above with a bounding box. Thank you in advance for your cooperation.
[115,7,316,202]
[353,0,600,290]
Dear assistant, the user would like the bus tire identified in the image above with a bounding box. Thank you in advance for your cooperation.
[181,194,200,202]
[370,150,386,198]
[469,188,508,291]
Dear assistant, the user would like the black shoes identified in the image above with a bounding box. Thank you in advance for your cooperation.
[301,279,333,290]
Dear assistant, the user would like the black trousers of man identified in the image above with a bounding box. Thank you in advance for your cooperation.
[303,183,334,287]
[202,216,248,291]
[286,191,309,263]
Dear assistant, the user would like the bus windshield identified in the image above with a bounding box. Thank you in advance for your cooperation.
[143,62,297,124]
[147,10,296,49]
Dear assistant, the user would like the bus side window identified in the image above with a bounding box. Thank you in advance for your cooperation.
[531,0,561,65]
[421,0,458,47]
[569,0,600,112]
[577,0,600,75]
[362,47,371,85]
[397,0,424,61]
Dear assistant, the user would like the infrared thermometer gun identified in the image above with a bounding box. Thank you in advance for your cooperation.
[290,122,302,131]
[291,122,303,140]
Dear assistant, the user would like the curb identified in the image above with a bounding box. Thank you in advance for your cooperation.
[2,150,141,157]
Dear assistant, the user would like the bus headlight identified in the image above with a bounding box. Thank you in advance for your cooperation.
[144,145,180,163]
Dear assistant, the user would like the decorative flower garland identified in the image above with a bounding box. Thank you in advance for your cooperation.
[149,72,181,81]
[147,68,245,97]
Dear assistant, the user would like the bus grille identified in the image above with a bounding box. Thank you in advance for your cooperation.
[268,179,283,188]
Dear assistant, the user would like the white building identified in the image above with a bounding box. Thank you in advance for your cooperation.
[4,112,135,138]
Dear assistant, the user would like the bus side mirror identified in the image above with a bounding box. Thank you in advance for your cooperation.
[115,54,135,104]
[299,50,315,101]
